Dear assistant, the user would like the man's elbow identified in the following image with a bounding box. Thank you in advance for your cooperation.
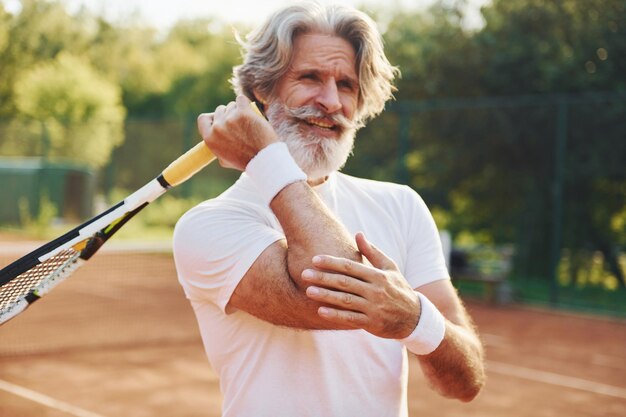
[457,381,484,403]
[456,368,486,402]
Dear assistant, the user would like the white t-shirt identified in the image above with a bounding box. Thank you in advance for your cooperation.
[173,172,449,417]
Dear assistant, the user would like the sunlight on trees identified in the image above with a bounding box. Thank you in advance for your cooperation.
[9,52,125,168]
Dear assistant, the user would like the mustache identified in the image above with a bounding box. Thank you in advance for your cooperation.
[281,105,361,132]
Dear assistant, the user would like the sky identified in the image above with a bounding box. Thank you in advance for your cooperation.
[3,0,490,30]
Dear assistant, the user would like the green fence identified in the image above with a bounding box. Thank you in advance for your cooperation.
[0,158,94,224]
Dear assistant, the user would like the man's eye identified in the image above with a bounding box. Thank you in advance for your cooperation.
[338,80,356,91]
[300,73,318,81]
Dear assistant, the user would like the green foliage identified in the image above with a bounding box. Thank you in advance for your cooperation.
[83,17,242,118]
[477,0,624,93]
[18,193,58,238]
[558,249,621,290]
[8,52,125,168]
[0,0,94,117]
[0,7,9,54]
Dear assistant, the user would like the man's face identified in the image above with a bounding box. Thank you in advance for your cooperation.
[265,33,361,182]
[274,33,359,127]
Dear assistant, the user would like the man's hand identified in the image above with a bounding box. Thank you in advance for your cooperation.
[197,95,278,171]
[302,232,421,339]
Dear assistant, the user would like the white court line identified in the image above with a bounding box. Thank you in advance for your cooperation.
[481,333,510,349]
[487,360,626,400]
[0,378,107,417]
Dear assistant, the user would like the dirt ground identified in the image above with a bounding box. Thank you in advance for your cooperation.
[0,245,624,417]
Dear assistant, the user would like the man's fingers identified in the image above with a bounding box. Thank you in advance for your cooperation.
[316,306,369,328]
[311,255,376,283]
[305,285,367,311]
[355,232,396,270]
[202,97,269,138]
[225,101,237,113]
[236,94,252,110]
[213,104,226,122]
[303,266,369,288]
[197,113,214,138]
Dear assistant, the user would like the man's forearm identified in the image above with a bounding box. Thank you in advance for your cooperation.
[270,180,362,288]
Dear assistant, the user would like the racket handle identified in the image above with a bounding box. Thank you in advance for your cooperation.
[161,102,264,187]
[161,141,215,187]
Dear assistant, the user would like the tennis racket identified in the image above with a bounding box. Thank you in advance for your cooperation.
[0,103,263,325]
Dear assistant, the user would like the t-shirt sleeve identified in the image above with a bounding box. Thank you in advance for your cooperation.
[400,186,450,289]
[172,199,284,313]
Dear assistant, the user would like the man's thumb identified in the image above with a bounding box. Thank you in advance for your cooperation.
[355,232,394,270]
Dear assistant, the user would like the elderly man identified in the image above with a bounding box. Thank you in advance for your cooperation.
[173,2,485,416]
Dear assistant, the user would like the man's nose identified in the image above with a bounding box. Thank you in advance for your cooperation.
[315,79,342,114]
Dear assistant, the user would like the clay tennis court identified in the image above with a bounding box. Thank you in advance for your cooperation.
[0,242,624,417]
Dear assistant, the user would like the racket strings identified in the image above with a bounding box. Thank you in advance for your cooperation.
[0,249,81,316]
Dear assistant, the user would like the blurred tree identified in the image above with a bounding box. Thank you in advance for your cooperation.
[7,52,125,168]
[85,17,240,118]
[86,21,165,115]
[0,0,94,118]
[161,19,242,117]
[0,6,9,57]
[0,0,241,192]
[104,18,243,194]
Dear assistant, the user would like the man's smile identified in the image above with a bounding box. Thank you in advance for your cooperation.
[305,117,336,129]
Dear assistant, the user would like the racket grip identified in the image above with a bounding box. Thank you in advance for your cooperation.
[161,141,215,187]
[161,102,264,187]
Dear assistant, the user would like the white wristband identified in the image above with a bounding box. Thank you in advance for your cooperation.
[245,142,307,205]
[398,292,446,355]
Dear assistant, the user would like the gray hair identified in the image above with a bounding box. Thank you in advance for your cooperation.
[231,1,399,124]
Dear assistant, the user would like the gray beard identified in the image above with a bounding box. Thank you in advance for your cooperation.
[266,103,358,181]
